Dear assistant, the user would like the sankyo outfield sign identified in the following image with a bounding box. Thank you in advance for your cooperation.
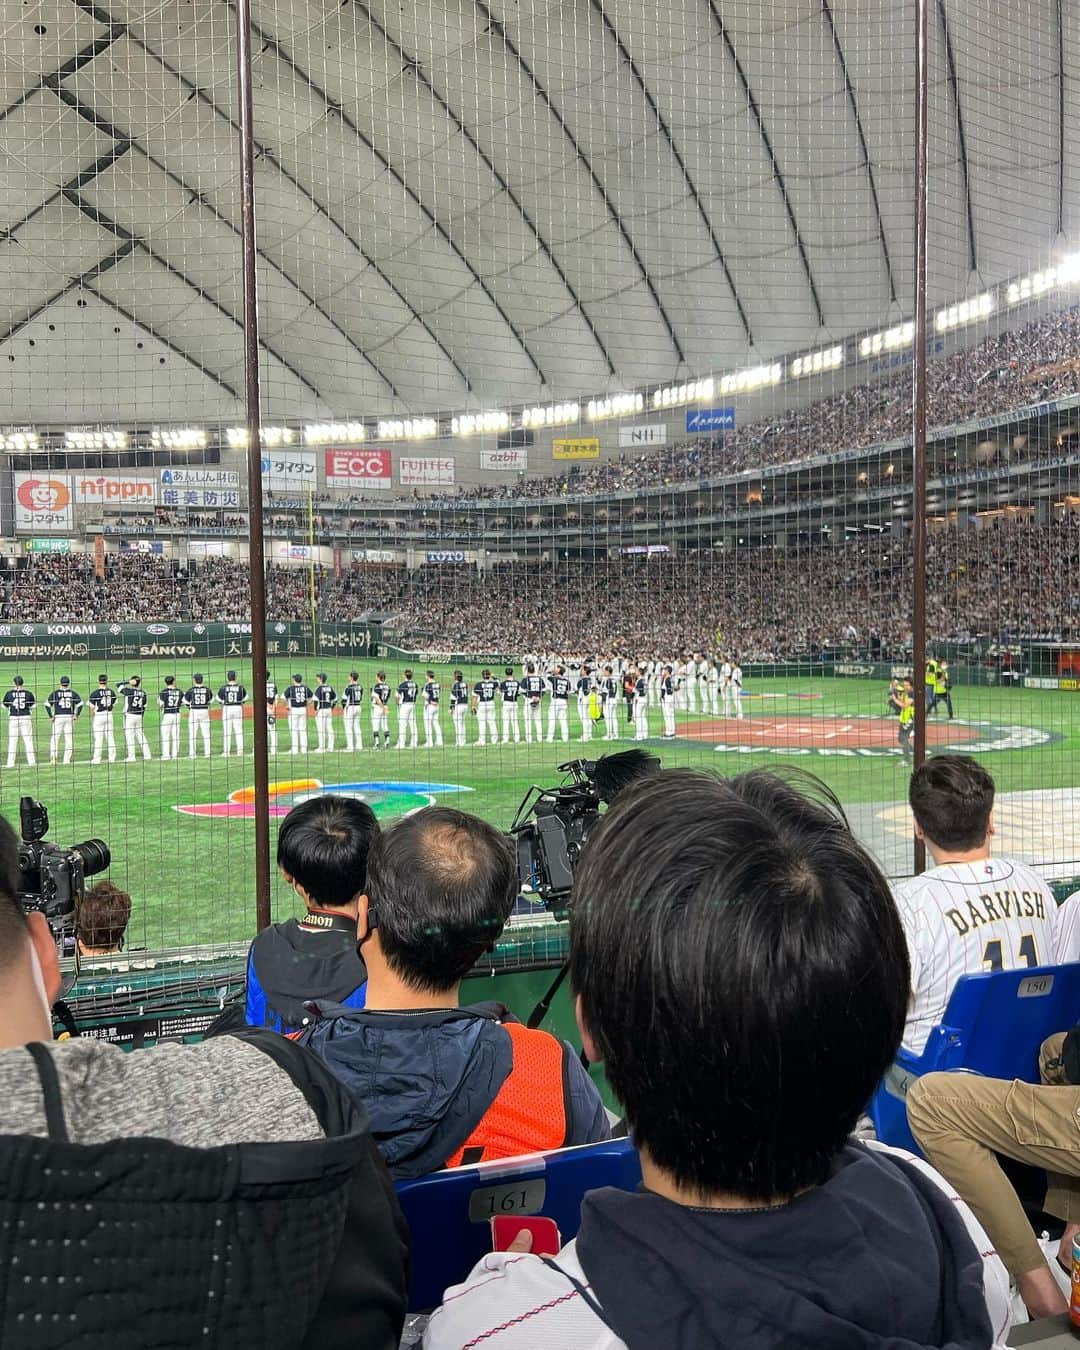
[0,622,319,661]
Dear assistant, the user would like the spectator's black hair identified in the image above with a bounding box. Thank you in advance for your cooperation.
[0,813,25,971]
[78,880,132,951]
[365,806,517,994]
[908,754,995,851]
[276,795,380,910]
[569,767,908,1201]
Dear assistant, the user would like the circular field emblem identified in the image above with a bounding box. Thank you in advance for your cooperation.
[676,715,1060,758]
[175,778,473,819]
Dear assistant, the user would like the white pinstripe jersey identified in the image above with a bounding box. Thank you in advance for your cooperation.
[893,856,1080,1055]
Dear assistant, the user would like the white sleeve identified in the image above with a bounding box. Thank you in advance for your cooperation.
[1053,892,1080,964]
[863,1142,1013,1348]
[423,1243,622,1350]
[892,884,925,996]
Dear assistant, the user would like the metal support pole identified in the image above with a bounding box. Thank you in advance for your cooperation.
[234,0,272,930]
[912,0,930,875]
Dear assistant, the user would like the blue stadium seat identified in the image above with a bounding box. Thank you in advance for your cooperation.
[870,962,1080,1154]
[395,1136,641,1312]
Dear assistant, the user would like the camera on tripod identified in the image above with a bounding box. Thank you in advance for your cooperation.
[509,749,660,912]
[17,797,111,941]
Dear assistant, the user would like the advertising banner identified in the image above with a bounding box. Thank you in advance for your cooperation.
[325,447,392,489]
[480,446,527,472]
[24,538,72,554]
[13,474,73,531]
[159,485,241,508]
[399,456,455,486]
[685,408,736,433]
[261,451,317,489]
[619,423,667,448]
[160,469,239,488]
[425,550,466,564]
[552,438,600,461]
[75,475,157,508]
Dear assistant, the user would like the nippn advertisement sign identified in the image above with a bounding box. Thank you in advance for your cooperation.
[325,448,392,489]
[13,474,73,531]
[74,476,157,508]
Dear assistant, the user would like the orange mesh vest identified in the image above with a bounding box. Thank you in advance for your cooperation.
[444,1022,570,1168]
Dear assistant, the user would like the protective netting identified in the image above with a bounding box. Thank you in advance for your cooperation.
[0,0,1078,982]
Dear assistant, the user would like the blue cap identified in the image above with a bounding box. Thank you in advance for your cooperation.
[59,677,70,686]
[13,676,23,686]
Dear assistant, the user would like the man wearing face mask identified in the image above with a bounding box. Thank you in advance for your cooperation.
[0,810,409,1349]
[244,796,377,1034]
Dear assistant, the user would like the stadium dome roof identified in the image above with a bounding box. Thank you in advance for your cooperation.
[0,0,1072,423]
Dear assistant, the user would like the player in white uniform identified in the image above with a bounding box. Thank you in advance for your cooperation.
[370,674,391,749]
[121,676,152,761]
[729,658,744,719]
[313,674,336,753]
[47,677,82,764]
[893,756,1080,1056]
[499,667,521,744]
[218,670,247,756]
[266,678,279,756]
[521,664,545,744]
[395,669,420,749]
[284,674,313,754]
[684,656,698,713]
[706,658,721,715]
[472,670,499,746]
[341,672,363,751]
[575,666,593,742]
[450,671,470,747]
[546,666,571,743]
[659,666,677,737]
[422,671,443,748]
[3,677,36,767]
[632,667,649,740]
[89,675,118,764]
[719,658,734,716]
[157,676,183,761]
[600,665,619,741]
[184,674,213,757]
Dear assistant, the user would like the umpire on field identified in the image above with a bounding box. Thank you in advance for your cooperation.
[245,795,378,1034]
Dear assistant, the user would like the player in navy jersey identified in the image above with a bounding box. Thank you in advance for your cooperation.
[575,664,593,743]
[546,665,571,743]
[266,677,279,756]
[422,670,443,748]
[472,669,498,746]
[218,670,247,757]
[632,666,650,740]
[184,673,212,758]
[120,675,152,762]
[521,663,545,745]
[660,664,676,738]
[450,670,469,748]
[395,669,419,749]
[313,674,337,754]
[158,674,183,760]
[371,672,391,749]
[341,671,364,752]
[4,676,36,768]
[284,674,313,754]
[89,674,118,764]
[601,665,620,741]
[499,666,521,745]
[47,676,83,765]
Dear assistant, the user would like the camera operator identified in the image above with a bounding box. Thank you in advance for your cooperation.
[0,810,408,1348]
[76,879,131,956]
[246,795,376,1033]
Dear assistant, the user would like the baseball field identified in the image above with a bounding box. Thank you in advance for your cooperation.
[1,654,1078,950]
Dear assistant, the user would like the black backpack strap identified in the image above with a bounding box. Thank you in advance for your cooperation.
[25,1041,69,1142]
[540,1257,613,1329]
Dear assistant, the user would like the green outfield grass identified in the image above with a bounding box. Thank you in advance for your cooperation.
[1,654,1078,949]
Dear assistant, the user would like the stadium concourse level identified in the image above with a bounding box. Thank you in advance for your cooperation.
[3,515,1079,656]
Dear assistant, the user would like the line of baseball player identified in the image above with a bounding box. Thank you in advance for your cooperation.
[1,657,745,764]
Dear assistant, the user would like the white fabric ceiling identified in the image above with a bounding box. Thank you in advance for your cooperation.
[0,0,1070,421]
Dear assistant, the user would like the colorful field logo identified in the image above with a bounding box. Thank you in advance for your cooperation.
[175,778,473,820]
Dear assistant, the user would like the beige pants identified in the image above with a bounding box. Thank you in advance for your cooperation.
[908,1034,1080,1279]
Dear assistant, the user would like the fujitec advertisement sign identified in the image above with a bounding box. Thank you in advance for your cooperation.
[399,456,455,486]
[13,474,73,531]
[325,448,392,489]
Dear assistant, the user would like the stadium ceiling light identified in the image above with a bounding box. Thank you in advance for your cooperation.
[718,363,782,395]
[303,422,366,446]
[650,378,715,409]
[858,322,914,358]
[151,427,207,450]
[451,411,510,435]
[377,418,438,440]
[791,345,844,379]
[65,429,127,450]
[0,430,40,451]
[227,426,297,448]
[520,403,581,429]
[1006,255,1080,306]
[586,393,645,421]
[935,292,993,333]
